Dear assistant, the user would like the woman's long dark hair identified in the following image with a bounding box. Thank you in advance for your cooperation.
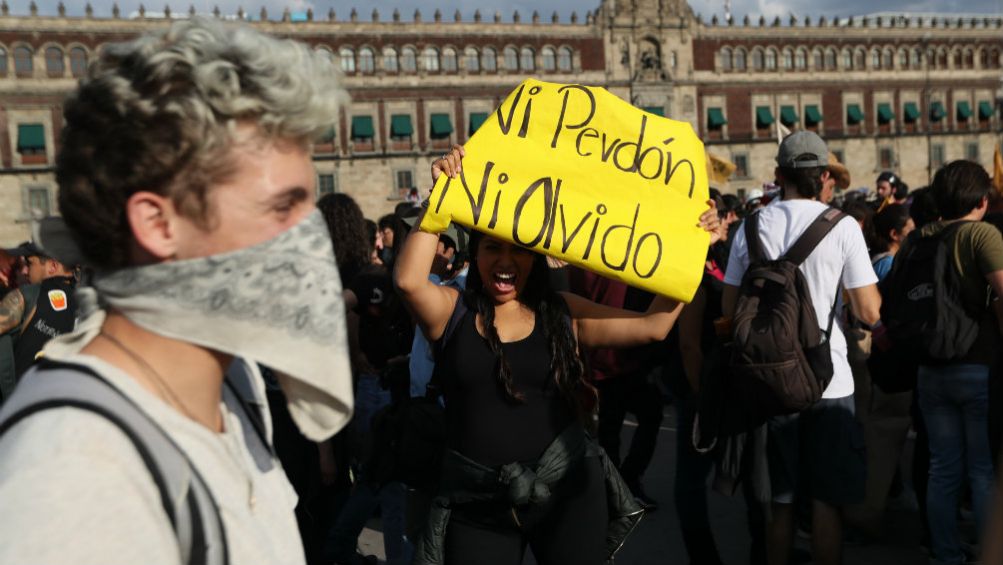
[866,204,911,254]
[464,231,596,417]
[317,193,371,277]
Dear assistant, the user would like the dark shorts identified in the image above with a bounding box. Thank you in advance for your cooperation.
[766,395,866,506]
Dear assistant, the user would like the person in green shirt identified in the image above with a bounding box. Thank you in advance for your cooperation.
[907,160,1003,565]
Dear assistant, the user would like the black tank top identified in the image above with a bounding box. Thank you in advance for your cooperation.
[438,310,574,467]
[14,276,77,377]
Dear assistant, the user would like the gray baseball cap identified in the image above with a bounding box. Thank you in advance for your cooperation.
[776,131,829,169]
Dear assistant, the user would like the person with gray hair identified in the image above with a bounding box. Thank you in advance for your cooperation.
[0,18,353,565]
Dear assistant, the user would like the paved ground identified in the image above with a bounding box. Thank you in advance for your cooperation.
[358,406,931,564]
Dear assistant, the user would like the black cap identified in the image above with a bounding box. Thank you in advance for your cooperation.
[876,171,898,185]
[2,241,44,258]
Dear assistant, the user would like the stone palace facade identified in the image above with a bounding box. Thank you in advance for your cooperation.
[0,0,1001,243]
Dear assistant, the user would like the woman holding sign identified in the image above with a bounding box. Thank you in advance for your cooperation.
[395,145,720,565]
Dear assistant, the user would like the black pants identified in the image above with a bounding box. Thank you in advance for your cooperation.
[596,368,665,483]
[444,457,608,565]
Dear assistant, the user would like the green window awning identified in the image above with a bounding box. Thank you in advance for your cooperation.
[16,124,44,151]
[351,116,374,139]
[390,114,413,137]
[756,106,775,128]
[469,112,489,135]
[804,105,823,125]
[642,106,664,117]
[877,103,896,124]
[780,105,799,126]
[429,113,453,138]
[904,102,921,122]
[929,101,946,122]
[846,104,865,125]
[979,101,995,120]
[707,107,727,128]
[956,101,972,120]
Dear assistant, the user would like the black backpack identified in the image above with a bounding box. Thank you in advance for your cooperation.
[730,207,846,416]
[366,298,467,490]
[879,221,979,364]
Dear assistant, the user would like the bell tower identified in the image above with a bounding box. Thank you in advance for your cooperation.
[598,0,698,131]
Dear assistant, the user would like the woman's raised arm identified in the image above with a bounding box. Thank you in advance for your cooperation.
[393,145,465,341]
[561,200,721,349]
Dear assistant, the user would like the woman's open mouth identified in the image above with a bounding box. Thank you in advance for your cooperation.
[492,271,517,293]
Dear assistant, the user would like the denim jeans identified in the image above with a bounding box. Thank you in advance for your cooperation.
[326,375,413,565]
[917,364,993,565]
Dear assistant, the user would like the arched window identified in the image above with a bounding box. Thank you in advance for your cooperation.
[520,47,535,71]
[795,49,806,70]
[358,47,374,73]
[45,46,63,76]
[855,49,866,69]
[482,47,497,71]
[898,49,908,69]
[383,47,398,72]
[503,47,518,70]
[992,49,1002,69]
[843,49,853,69]
[13,46,32,76]
[979,48,989,68]
[882,49,893,69]
[871,49,881,69]
[765,48,777,70]
[401,47,417,72]
[937,49,947,69]
[783,49,794,70]
[69,47,87,77]
[339,47,355,73]
[721,47,732,71]
[0,48,8,76]
[558,47,573,72]
[315,47,334,63]
[734,48,747,71]
[441,47,457,72]
[464,47,479,72]
[911,48,922,69]
[953,49,962,68]
[422,47,439,72]
[542,47,556,71]
[825,49,836,70]
[813,49,824,71]
[964,49,974,69]
[751,49,764,71]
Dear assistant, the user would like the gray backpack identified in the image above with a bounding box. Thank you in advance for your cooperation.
[0,360,275,565]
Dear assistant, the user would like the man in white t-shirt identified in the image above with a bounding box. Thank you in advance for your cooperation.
[722,131,881,565]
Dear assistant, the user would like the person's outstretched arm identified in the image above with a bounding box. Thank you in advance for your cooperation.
[562,202,721,349]
[393,145,465,341]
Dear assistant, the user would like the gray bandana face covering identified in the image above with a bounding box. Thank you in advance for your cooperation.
[82,210,353,441]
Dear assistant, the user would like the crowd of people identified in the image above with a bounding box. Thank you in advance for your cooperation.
[0,17,1000,565]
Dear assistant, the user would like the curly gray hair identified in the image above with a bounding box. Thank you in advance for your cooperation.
[56,17,348,269]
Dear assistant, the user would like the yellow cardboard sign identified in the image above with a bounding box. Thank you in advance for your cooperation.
[421,79,710,302]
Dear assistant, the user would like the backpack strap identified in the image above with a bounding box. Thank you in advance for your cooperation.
[221,360,276,469]
[784,207,848,266]
[744,212,766,263]
[426,296,469,399]
[0,360,228,565]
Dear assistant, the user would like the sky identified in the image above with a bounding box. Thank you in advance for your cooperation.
[17,0,1003,20]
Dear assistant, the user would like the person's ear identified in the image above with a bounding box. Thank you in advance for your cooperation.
[125,191,182,263]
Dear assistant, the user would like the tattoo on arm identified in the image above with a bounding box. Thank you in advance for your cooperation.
[0,290,25,334]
